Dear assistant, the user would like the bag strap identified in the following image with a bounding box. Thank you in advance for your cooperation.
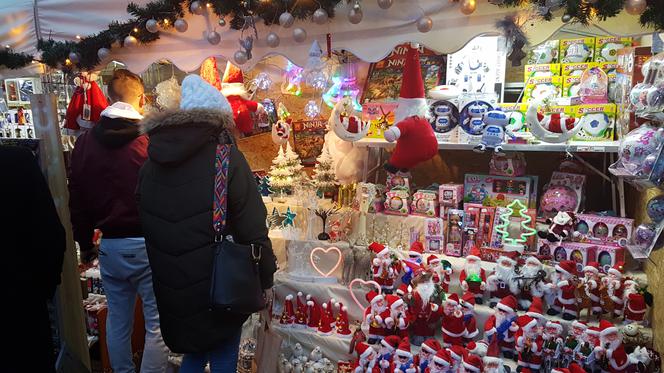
[213,143,232,241]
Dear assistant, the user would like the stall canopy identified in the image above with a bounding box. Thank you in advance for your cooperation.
[0,0,656,77]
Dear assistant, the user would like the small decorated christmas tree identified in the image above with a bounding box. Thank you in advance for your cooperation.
[258,176,273,197]
[284,141,304,183]
[494,199,537,253]
[312,143,337,196]
[268,145,294,195]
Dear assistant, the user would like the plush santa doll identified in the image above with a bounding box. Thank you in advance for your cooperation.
[484,295,519,359]
[392,338,417,373]
[594,320,631,373]
[385,294,409,338]
[483,345,508,373]
[447,345,468,373]
[622,279,648,324]
[306,294,322,330]
[280,294,295,326]
[221,62,263,135]
[294,292,308,327]
[370,242,398,294]
[538,211,579,243]
[461,292,479,341]
[578,326,600,371]
[515,316,544,372]
[364,291,390,343]
[581,261,603,315]
[396,284,410,300]
[441,294,467,348]
[604,262,626,318]
[354,342,380,373]
[516,256,548,310]
[414,338,442,373]
[336,302,352,337]
[525,297,547,328]
[547,260,579,320]
[383,44,438,173]
[64,74,108,135]
[408,269,441,345]
[461,353,483,373]
[487,256,520,307]
[459,247,487,304]
[542,320,564,363]
[426,348,452,373]
[377,335,401,372]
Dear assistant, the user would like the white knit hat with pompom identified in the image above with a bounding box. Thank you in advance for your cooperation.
[180,74,232,113]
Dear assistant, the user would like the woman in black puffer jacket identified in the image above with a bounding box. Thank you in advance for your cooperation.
[138,74,276,372]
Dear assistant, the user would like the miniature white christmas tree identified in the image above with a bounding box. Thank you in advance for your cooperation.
[312,143,337,196]
[284,142,305,182]
[268,145,294,194]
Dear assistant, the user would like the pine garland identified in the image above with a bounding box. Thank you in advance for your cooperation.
[0,48,34,69]
[640,0,664,32]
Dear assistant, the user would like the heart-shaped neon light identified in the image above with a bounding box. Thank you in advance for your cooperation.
[309,246,343,277]
[348,278,382,312]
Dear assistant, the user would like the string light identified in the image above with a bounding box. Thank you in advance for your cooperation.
[206,2,212,7]
[4,45,10,49]
[65,58,72,65]
[133,28,139,33]
[163,19,170,25]
[75,35,82,40]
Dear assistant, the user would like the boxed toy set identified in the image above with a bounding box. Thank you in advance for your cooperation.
[573,103,617,141]
[560,37,595,63]
[594,36,632,62]
[527,39,560,64]
[411,189,439,217]
[524,63,561,80]
[522,76,563,103]
[463,173,538,209]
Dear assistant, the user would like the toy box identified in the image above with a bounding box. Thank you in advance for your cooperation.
[527,40,560,65]
[594,36,632,63]
[537,239,625,273]
[574,213,633,246]
[522,76,562,103]
[424,217,444,253]
[598,62,618,75]
[429,99,460,143]
[498,103,532,141]
[384,187,410,216]
[563,75,582,97]
[444,209,464,257]
[562,62,597,77]
[463,173,538,209]
[438,183,464,216]
[561,37,595,63]
[386,171,411,192]
[573,103,617,141]
[363,102,397,139]
[524,63,561,81]
[411,189,439,217]
[539,171,586,218]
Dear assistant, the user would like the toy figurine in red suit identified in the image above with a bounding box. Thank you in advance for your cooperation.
[525,297,547,328]
[414,338,442,373]
[538,211,579,243]
[383,44,438,173]
[581,261,603,315]
[408,269,441,345]
[516,256,548,310]
[447,345,468,372]
[483,345,507,373]
[515,316,544,372]
[377,335,401,372]
[484,295,519,359]
[385,294,410,338]
[364,291,390,343]
[461,292,479,341]
[578,326,600,372]
[294,292,308,328]
[604,262,626,318]
[441,294,466,347]
[594,320,631,373]
[370,242,398,294]
[306,294,322,329]
[280,294,295,325]
[547,260,579,320]
[401,242,425,285]
[221,62,263,135]
[336,302,353,337]
[622,279,647,324]
[396,284,410,299]
[563,320,587,359]
[354,341,380,373]
[542,320,564,366]
[427,255,451,292]
[461,353,483,373]
[392,339,417,373]
[459,247,487,304]
[426,348,452,373]
[487,255,519,308]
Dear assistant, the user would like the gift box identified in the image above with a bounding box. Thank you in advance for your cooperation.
[560,37,595,63]
[594,36,632,63]
[384,187,410,216]
[463,173,538,209]
[527,40,560,65]
[411,189,439,217]
[438,183,463,216]
[425,217,445,253]
[524,63,561,81]
[574,213,633,246]
[537,239,625,273]
[573,103,617,141]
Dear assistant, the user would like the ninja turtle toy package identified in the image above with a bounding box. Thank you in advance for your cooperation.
[522,76,562,103]
[594,37,632,62]
[560,37,595,63]
[573,103,617,141]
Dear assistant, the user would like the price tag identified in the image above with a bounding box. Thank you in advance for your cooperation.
[576,146,605,152]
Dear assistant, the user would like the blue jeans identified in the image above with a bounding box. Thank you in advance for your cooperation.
[99,238,169,373]
[179,328,242,373]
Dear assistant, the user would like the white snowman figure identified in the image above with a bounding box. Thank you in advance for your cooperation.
[452,45,490,93]
[474,109,515,154]
[465,102,488,135]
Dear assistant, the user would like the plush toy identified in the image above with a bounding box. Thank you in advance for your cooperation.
[222,62,263,135]
[526,102,582,143]
[64,73,108,135]
[383,45,438,172]
[538,211,578,243]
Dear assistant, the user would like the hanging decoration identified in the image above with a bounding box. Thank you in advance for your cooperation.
[207,30,222,45]
[460,0,477,15]
[496,15,529,67]
[417,16,433,33]
[313,8,329,24]
[303,40,329,90]
[190,1,205,15]
[281,61,304,96]
[293,27,308,43]
[146,19,159,33]
[377,0,393,10]
[348,1,363,24]
[305,100,322,118]
[279,11,296,28]
[323,61,361,111]
[266,32,281,48]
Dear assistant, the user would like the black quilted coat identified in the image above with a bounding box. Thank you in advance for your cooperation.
[138,108,276,353]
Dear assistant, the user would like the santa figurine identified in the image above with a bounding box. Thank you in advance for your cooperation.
[407,267,440,345]
[542,320,564,366]
[383,44,438,173]
[354,342,380,373]
[385,294,409,338]
[426,255,452,293]
[401,242,425,285]
[306,294,322,330]
[594,320,631,372]
[581,261,603,316]
[515,256,548,310]
[370,242,398,294]
[467,340,489,358]
[564,320,587,362]
[427,348,453,373]
[604,262,626,318]
[525,297,548,329]
[447,345,468,372]
[392,338,417,373]
[461,292,479,341]
[461,353,483,373]
[515,316,544,372]
[547,260,579,320]
[336,302,352,337]
[441,294,467,348]
[280,294,296,326]
[294,292,308,328]
[364,291,390,343]
[484,295,519,359]
[487,256,520,308]
[414,338,442,373]
[459,247,487,304]
[483,344,508,373]
[622,279,648,324]
[578,326,601,371]
[221,62,263,135]
[538,211,579,243]
[396,284,411,300]
[377,335,401,371]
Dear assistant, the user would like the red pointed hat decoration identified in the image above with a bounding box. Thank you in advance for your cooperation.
[400,46,426,100]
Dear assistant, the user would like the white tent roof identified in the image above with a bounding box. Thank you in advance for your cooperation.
[0,0,655,77]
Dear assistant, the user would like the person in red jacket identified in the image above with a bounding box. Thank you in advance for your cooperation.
[69,69,168,372]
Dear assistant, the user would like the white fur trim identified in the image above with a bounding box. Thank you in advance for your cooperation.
[608,268,622,277]
[442,327,466,338]
[380,339,396,350]
[583,266,598,273]
[462,361,480,372]
[433,356,450,365]
[465,329,479,338]
[497,303,515,313]
[384,126,401,142]
[285,294,293,301]
[391,298,404,310]
[77,117,96,128]
[221,82,249,99]
[371,295,385,305]
[610,356,629,370]
[610,296,624,304]
[100,102,144,120]
[360,346,374,359]
[396,349,412,358]
[555,265,571,277]
[557,280,570,287]
[394,97,430,123]
[422,344,438,354]
[297,291,303,297]
[600,326,618,337]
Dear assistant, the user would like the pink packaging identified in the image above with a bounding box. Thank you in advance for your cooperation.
[438,183,463,216]
[574,213,633,246]
[411,190,439,217]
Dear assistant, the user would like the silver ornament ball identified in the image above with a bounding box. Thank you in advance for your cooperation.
[624,0,647,15]
[234,50,248,65]
[377,0,393,10]
[146,19,159,33]
[97,47,110,60]
[174,19,188,33]
[266,32,280,48]
[218,18,226,27]
[293,27,307,43]
[561,14,572,23]
[190,1,205,15]
[68,52,80,64]
[348,7,363,24]
[124,35,138,48]
[417,16,433,33]
[279,12,295,28]
[207,31,221,45]
[313,8,328,24]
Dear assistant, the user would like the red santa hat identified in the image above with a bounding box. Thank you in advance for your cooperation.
[395,338,412,358]
[409,241,425,257]
[466,341,488,357]
[555,260,577,277]
[496,295,518,314]
[546,320,563,333]
[447,345,467,361]
[462,354,483,372]
[583,261,600,273]
[608,261,625,277]
[380,335,401,352]
[482,341,501,365]
[318,303,333,335]
[571,320,588,331]
[387,294,404,311]
[433,348,452,367]
[521,315,538,332]
[366,291,384,305]
[525,255,542,267]
[335,302,352,335]
[355,342,374,360]
[396,284,410,297]
[404,261,426,278]
[280,294,295,323]
[626,293,647,315]
[369,242,390,257]
[599,319,618,337]
[551,369,571,373]
[422,338,442,354]
[64,77,108,133]
[467,246,482,261]
[586,326,600,336]
[446,293,460,306]
[221,61,249,98]
[526,297,544,319]
[306,295,321,329]
[427,254,440,266]
[461,292,476,308]
[568,363,587,373]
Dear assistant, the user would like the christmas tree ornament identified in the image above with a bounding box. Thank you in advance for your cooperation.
[234,50,248,65]
[460,0,477,15]
[313,8,328,24]
[207,30,221,45]
[624,0,647,15]
[293,27,307,43]
[493,199,537,252]
[97,47,110,60]
[266,32,280,48]
[254,72,272,90]
[562,14,572,23]
[417,16,433,33]
[279,12,295,28]
[377,0,393,10]
[304,100,321,118]
[146,19,159,33]
[239,36,254,61]
[174,19,188,33]
[348,6,363,24]
[68,52,80,64]
[123,35,138,47]
[218,18,226,27]
[304,40,328,90]
[190,1,205,15]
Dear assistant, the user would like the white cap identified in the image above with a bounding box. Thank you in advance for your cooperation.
[180,74,232,113]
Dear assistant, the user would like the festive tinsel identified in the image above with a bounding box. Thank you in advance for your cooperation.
[0,48,34,69]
